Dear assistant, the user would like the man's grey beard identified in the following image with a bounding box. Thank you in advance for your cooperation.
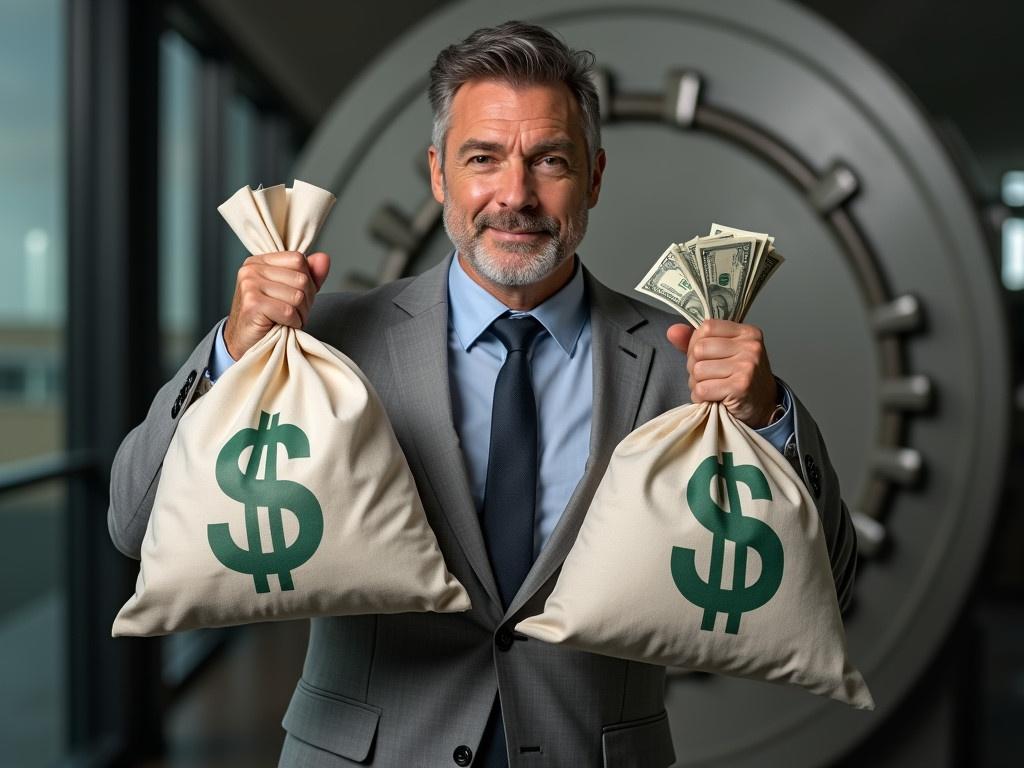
[442,198,588,287]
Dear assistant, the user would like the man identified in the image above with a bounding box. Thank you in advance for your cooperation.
[108,21,856,768]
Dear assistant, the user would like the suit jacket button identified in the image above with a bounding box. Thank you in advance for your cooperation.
[453,744,473,766]
[495,628,514,652]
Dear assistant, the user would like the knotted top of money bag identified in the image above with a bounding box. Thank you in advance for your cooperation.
[217,180,332,257]
[112,180,470,637]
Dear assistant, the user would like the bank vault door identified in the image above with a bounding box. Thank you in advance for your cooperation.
[295,0,1010,764]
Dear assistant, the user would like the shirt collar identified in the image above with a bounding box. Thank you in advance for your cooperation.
[447,251,588,357]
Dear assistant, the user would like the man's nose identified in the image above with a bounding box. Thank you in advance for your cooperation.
[495,161,538,211]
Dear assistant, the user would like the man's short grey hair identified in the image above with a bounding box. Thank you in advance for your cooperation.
[428,20,602,169]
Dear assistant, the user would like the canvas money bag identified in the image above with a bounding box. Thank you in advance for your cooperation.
[112,180,470,637]
[516,401,873,709]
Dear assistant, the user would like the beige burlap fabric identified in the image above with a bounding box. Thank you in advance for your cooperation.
[112,181,470,637]
[516,402,872,709]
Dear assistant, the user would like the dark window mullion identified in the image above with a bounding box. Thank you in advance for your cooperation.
[66,0,164,763]
[199,58,230,334]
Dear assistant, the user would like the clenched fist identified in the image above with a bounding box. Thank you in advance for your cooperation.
[667,318,779,429]
[223,251,330,360]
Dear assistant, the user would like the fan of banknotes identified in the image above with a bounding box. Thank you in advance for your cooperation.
[635,223,784,327]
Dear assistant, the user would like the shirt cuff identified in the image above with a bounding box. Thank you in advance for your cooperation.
[205,318,237,383]
[753,379,794,454]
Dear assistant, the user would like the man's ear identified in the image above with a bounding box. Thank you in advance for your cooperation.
[428,145,445,204]
[588,148,607,208]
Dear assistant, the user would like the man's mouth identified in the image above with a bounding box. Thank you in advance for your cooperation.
[487,227,547,240]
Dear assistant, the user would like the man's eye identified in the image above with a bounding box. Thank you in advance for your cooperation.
[470,155,491,164]
[539,156,567,167]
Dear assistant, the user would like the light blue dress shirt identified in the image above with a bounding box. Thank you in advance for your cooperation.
[446,255,593,559]
[205,255,795,558]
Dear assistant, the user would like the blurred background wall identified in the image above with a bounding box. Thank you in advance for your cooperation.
[0,0,1020,766]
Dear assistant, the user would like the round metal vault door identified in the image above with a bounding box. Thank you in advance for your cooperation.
[294,0,1010,764]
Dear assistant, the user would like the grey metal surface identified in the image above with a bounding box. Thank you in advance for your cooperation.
[293,0,1010,764]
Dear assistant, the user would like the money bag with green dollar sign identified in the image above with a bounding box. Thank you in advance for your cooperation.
[516,399,873,709]
[112,180,470,638]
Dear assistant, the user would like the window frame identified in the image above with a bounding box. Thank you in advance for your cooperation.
[0,1,307,764]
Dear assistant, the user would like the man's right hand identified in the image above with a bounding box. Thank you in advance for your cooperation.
[223,251,330,360]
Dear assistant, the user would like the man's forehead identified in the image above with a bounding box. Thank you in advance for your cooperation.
[450,79,581,126]
[447,79,585,151]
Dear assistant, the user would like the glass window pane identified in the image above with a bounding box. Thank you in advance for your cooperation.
[0,0,66,463]
[158,30,202,378]
[0,480,67,766]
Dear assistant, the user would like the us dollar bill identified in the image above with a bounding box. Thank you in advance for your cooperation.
[710,222,773,249]
[680,237,705,293]
[741,244,784,318]
[634,244,708,328]
[635,224,783,324]
[708,223,780,319]
[697,236,756,320]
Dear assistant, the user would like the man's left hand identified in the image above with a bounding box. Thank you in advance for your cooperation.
[667,319,779,428]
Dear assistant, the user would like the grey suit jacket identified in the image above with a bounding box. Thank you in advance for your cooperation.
[108,254,857,767]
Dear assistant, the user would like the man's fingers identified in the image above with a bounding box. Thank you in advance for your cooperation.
[681,320,774,427]
[691,376,737,404]
[306,251,331,291]
[258,278,310,311]
[666,323,695,353]
[248,251,307,270]
[249,292,305,329]
[698,318,743,338]
[699,318,761,340]
[226,251,319,359]
[692,358,735,382]
[253,264,314,298]
[688,336,746,362]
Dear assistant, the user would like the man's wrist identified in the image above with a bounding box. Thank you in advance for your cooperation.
[207,318,237,383]
[753,380,785,429]
[752,380,794,454]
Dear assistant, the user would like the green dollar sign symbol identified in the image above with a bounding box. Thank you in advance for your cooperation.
[211,411,323,594]
[671,452,784,634]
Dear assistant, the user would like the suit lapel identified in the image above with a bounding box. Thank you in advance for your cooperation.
[506,271,655,620]
[385,256,504,623]
[384,258,657,625]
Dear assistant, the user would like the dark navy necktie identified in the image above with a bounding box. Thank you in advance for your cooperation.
[478,313,543,768]
[481,313,544,609]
